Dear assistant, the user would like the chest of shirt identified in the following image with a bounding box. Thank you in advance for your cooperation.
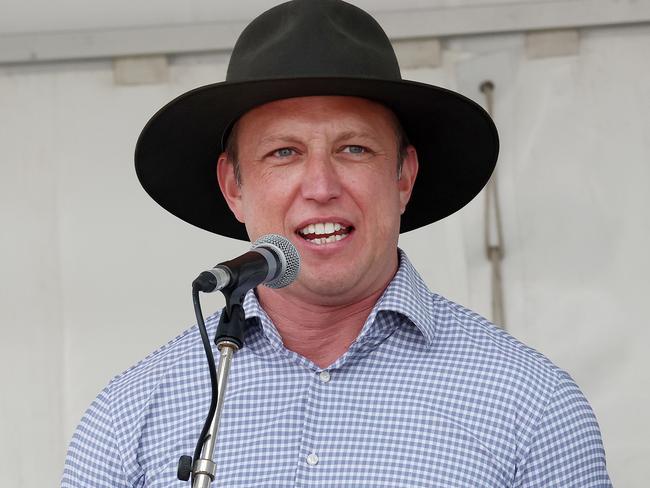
[137,339,518,487]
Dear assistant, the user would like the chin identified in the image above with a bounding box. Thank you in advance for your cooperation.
[297,272,363,300]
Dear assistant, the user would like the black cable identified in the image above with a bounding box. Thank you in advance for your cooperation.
[190,284,219,483]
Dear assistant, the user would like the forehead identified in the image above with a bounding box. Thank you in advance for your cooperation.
[235,96,399,140]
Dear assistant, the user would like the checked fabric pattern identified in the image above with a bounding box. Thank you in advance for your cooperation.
[62,251,611,487]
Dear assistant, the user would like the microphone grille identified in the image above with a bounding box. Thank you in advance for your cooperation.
[251,234,301,289]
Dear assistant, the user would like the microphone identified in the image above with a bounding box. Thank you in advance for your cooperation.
[192,234,300,293]
[180,234,300,484]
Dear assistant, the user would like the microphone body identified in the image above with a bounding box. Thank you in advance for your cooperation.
[193,234,300,293]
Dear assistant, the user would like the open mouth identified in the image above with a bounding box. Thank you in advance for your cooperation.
[296,221,354,245]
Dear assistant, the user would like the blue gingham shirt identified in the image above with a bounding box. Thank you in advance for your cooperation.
[62,251,611,487]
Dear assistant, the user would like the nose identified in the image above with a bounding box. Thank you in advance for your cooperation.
[299,150,342,203]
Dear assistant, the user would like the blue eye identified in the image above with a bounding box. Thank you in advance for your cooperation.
[273,148,295,157]
[343,145,366,154]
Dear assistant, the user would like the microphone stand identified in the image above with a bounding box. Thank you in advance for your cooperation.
[178,234,299,486]
[191,339,237,488]
[186,286,248,487]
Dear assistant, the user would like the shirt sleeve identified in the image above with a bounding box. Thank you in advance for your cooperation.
[61,385,133,488]
[514,371,612,487]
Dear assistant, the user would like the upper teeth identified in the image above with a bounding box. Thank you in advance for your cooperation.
[299,222,343,235]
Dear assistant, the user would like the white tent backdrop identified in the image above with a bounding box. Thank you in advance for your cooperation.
[0,14,648,488]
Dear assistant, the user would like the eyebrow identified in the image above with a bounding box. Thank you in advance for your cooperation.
[257,134,301,146]
[335,131,381,143]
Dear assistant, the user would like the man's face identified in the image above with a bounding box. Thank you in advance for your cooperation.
[218,96,418,305]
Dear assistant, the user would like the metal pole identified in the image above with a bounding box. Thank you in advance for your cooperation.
[480,80,507,328]
[192,342,238,488]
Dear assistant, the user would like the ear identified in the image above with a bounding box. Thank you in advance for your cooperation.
[217,153,245,223]
[398,145,419,214]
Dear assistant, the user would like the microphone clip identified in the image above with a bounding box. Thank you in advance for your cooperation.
[214,295,246,349]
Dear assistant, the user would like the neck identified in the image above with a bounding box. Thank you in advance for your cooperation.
[256,284,390,369]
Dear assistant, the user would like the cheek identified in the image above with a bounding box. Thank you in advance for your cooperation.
[348,171,401,220]
[239,172,298,225]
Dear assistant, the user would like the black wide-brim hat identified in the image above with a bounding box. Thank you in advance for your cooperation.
[135,0,499,241]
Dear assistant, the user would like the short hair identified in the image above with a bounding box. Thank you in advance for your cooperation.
[224,109,410,185]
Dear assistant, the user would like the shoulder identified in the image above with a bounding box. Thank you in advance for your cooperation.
[107,310,221,408]
[102,310,223,460]
[431,293,563,388]
[63,311,223,486]
[391,252,568,417]
[427,294,605,458]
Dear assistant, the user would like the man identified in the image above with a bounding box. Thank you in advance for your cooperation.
[62,0,611,486]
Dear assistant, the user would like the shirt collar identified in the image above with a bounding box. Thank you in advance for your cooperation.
[242,289,284,351]
[242,248,436,348]
[363,248,437,345]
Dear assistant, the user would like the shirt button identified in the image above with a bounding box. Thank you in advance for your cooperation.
[306,453,319,466]
[318,370,331,383]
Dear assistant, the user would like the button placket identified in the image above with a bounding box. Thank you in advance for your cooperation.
[295,368,338,484]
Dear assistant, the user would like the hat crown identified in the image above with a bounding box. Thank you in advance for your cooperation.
[227,0,402,82]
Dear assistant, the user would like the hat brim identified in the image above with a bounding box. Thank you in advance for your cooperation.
[135,77,499,241]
